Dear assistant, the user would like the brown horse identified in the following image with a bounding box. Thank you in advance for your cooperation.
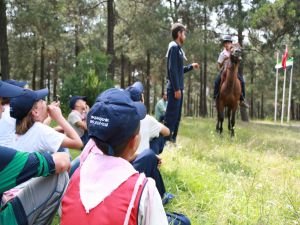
[216,43,242,137]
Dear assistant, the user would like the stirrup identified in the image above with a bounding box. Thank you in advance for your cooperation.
[240,100,249,108]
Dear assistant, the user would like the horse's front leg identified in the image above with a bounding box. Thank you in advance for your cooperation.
[216,101,224,134]
[230,110,236,137]
[216,120,220,133]
[227,109,231,131]
[219,110,224,134]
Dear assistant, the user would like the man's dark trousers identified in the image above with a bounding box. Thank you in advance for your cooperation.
[165,88,183,142]
[131,149,166,198]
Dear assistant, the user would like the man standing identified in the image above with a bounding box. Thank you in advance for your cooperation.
[164,23,199,143]
[155,92,167,122]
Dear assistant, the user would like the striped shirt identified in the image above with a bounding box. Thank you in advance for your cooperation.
[0,147,55,225]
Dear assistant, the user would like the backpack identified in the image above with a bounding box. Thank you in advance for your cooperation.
[166,212,191,225]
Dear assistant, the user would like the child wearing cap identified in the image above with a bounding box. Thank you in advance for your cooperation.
[126,82,172,202]
[2,88,82,203]
[0,80,27,147]
[61,88,168,225]
[67,95,89,146]
[0,81,70,225]
[126,82,170,154]
[9,88,82,153]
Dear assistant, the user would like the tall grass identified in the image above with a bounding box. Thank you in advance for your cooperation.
[162,118,300,225]
[52,118,300,225]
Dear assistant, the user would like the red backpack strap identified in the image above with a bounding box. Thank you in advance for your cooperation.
[123,173,148,225]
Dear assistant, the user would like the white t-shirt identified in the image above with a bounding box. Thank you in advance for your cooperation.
[217,48,231,67]
[138,178,168,225]
[11,122,65,153]
[0,105,16,147]
[137,115,163,153]
[68,110,85,137]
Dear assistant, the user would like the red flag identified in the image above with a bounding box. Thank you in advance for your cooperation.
[282,46,288,69]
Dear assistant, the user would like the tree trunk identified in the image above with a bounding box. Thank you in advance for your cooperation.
[250,68,254,118]
[202,5,208,117]
[53,50,59,100]
[160,60,165,96]
[195,95,197,117]
[196,94,199,117]
[199,64,203,116]
[107,0,115,81]
[237,0,249,122]
[75,23,80,67]
[187,74,191,116]
[240,106,249,121]
[291,99,295,120]
[297,103,299,120]
[297,103,300,120]
[257,101,260,119]
[46,60,51,101]
[127,61,132,86]
[237,0,244,74]
[261,92,264,119]
[120,53,125,88]
[0,0,9,79]
[40,40,45,89]
[32,41,38,90]
[145,51,151,113]
[152,81,157,115]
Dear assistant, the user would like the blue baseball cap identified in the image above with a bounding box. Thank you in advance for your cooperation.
[0,81,25,98]
[10,88,49,121]
[87,88,146,148]
[4,79,27,88]
[126,81,144,102]
[69,95,87,109]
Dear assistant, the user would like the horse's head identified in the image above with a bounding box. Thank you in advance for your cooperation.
[230,43,242,63]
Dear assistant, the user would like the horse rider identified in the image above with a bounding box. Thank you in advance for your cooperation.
[213,35,249,108]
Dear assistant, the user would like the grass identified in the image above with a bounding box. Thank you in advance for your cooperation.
[162,118,300,225]
[52,118,300,225]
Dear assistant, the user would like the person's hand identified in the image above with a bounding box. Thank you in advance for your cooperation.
[192,63,200,70]
[156,155,162,168]
[48,104,63,121]
[174,90,181,100]
[50,101,60,107]
[52,152,71,173]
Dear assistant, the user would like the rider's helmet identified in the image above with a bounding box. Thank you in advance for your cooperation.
[222,35,232,43]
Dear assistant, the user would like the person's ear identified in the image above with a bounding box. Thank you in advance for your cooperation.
[31,107,38,119]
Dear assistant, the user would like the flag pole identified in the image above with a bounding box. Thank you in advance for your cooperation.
[274,52,279,122]
[281,67,287,125]
[287,64,293,123]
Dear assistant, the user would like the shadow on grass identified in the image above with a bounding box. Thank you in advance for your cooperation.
[218,158,253,177]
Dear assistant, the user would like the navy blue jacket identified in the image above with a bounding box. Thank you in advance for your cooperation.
[167,44,193,91]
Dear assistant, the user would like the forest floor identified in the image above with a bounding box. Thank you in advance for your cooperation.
[52,117,300,225]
